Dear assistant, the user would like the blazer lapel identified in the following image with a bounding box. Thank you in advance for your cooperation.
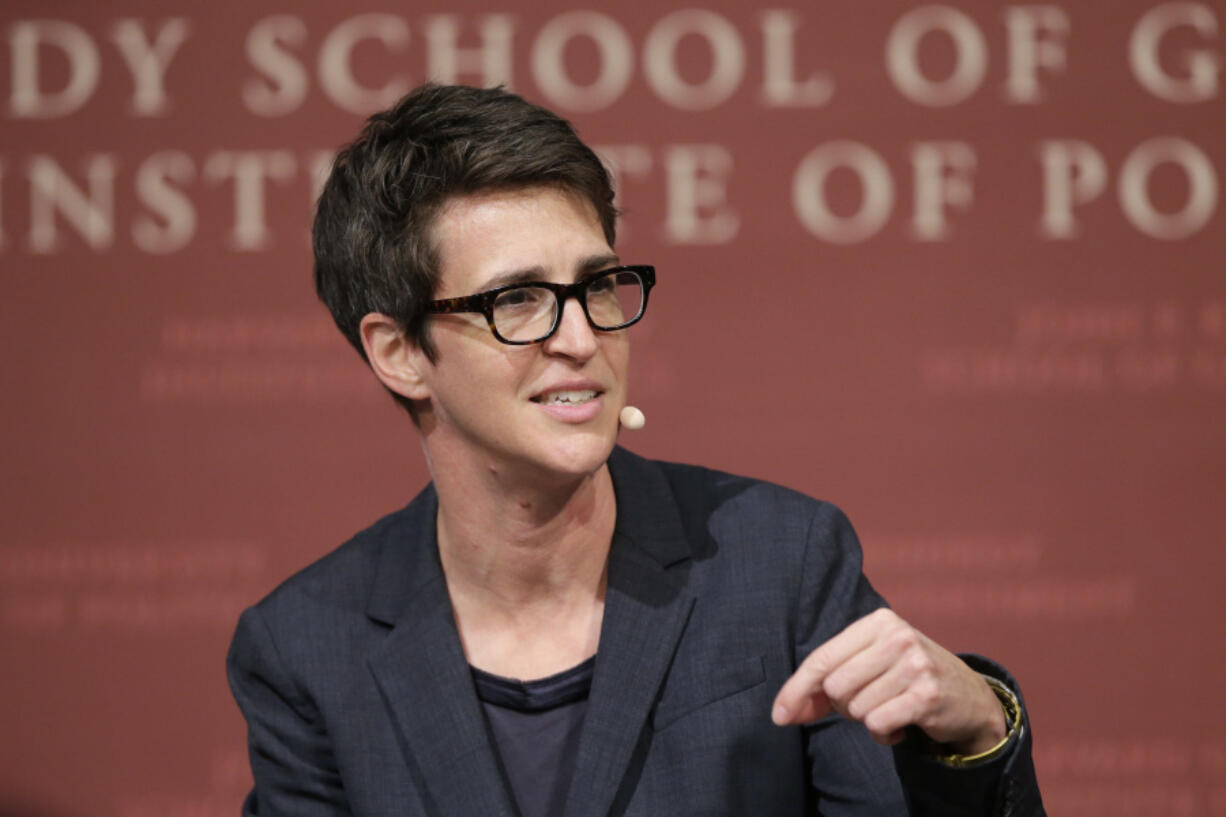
[362,448,697,817]
[562,448,697,817]
[364,488,518,817]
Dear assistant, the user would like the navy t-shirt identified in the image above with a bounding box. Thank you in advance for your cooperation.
[471,657,595,817]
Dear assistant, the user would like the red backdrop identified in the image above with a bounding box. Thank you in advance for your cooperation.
[2,0,1224,814]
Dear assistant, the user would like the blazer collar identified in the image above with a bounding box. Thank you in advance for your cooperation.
[365,482,442,627]
[605,445,692,568]
[364,447,696,817]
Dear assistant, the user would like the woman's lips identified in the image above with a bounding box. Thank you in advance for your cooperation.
[531,388,604,422]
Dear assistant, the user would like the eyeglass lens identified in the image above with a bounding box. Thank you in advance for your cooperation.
[491,270,646,343]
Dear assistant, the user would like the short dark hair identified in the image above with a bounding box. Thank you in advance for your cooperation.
[312,84,618,388]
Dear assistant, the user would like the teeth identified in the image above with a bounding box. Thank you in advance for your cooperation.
[539,389,597,406]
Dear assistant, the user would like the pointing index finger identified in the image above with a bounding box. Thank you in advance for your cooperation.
[771,609,893,725]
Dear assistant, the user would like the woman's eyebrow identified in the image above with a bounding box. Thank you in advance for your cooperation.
[477,266,546,291]
[578,253,621,274]
[478,254,621,290]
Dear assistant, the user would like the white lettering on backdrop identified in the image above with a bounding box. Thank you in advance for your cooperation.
[0,5,1221,252]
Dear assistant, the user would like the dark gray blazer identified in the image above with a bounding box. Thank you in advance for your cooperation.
[228,447,1044,816]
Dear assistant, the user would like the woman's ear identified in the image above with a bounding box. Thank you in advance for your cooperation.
[359,313,432,401]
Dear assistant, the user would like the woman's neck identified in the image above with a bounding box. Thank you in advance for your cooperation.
[428,446,616,611]
[428,452,616,678]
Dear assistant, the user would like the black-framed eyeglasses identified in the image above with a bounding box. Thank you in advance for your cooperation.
[426,265,656,345]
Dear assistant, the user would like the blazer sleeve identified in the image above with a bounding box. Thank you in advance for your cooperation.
[227,605,353,817]
[891,655,1047,817]
[794,502,1045,817]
